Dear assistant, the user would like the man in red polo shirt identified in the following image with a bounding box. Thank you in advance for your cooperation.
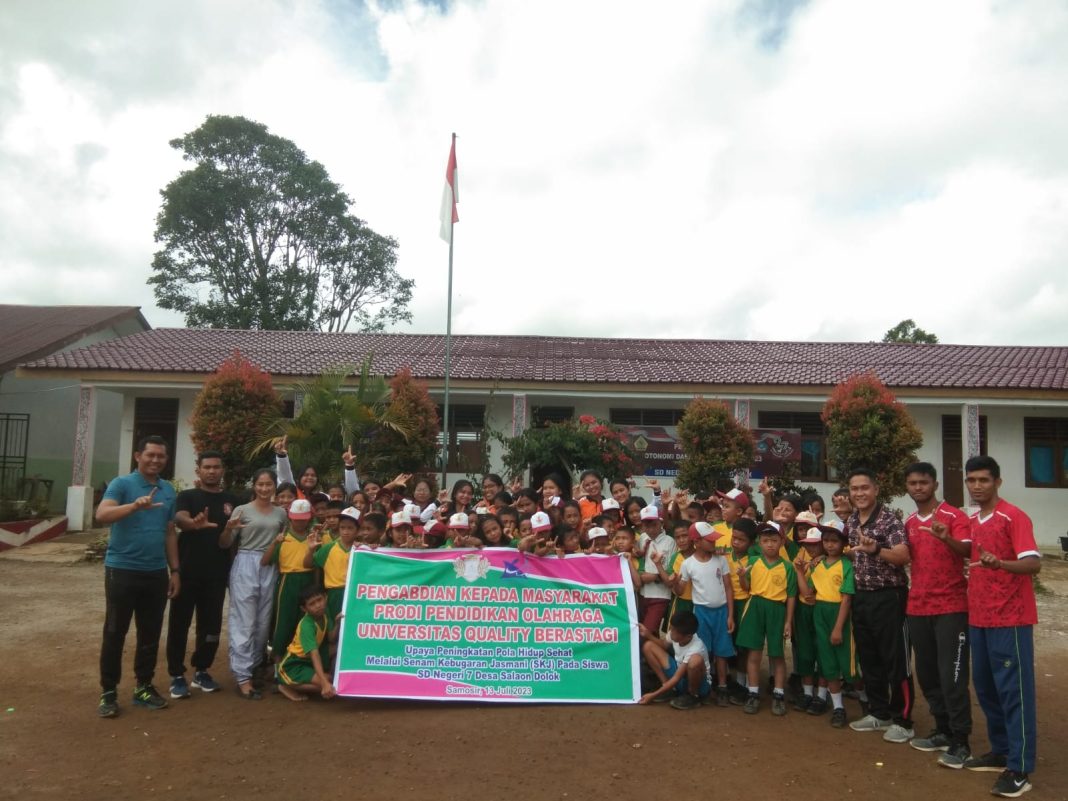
[961,456,1040,798]
[901,462,972,768]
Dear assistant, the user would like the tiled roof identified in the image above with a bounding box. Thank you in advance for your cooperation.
[0,305,149,374]
[17,328,1068,391]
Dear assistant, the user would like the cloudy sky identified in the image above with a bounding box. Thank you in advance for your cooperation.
[1,0,1066,345]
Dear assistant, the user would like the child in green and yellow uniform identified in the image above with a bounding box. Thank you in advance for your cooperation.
[276,584,340,702]
[796,523,857,729]
[791,512,826,714]
[724,517,757,702]
[666,520,695,619]
[261,498,319,661]
[304,507,362,623]
[736,521,797,716]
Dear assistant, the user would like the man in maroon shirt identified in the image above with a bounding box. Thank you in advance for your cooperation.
[901,463,972,768]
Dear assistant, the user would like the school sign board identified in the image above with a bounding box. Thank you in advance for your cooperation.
[335,549,640,703]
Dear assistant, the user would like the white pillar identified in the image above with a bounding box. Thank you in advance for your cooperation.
[962,403,981,510]
[733,398,752,489]
[511,393,527,437]
[66,385,97,531]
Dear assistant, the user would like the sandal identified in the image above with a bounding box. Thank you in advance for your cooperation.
[235,684,262,701]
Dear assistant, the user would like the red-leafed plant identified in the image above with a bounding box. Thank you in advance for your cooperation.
[360,368,441,476]
[190,350,283,489]
[675,397,754,495]
[822,373,923,501]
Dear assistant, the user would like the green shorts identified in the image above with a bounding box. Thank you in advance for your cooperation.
[271,571,315,655]
[732,599,748,648]
[793,602,818,677]
[277,655,315,686]
[326,586,345,622]
[736,595,787,658]
[813,601,858,682]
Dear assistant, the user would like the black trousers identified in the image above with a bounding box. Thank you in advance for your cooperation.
[99,566,169,691]
[908,612,972,741]
[853,586,914,727]
[166,575,227,677]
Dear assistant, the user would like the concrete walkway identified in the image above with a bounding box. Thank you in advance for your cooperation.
[0,529,105,564]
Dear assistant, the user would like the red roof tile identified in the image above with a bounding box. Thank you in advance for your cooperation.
[17,328,1068,391]
[0,305,149,374]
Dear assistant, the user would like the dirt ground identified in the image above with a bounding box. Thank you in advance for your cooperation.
[2,556,1067,801]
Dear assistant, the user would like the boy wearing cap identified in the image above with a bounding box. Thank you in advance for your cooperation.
[262,498,319,665]
[737,522,797,716]
[713,488,750,544]
[304,507,360,622]
[446,512,479,547]
[795,521,857,728]
[638,505,677,636]
[791,512,826,713]
[388,509,413,547]
[655,521,735,705]
[586,526,612,554]
[518,511,555,555]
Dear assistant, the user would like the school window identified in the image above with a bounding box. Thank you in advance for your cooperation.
[532,406,574,427]
[1024,417,1068,488]
[757,411,827,481]
[436,404,486,473]
[608,408,685,427]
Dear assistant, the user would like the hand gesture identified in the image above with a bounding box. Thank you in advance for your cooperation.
[191,507,217,529]
[273,531,287,544]
[572,484,583,500]
[307,529,321,549]
[857,533,879,554]
[650,548,664,566]
[342,445,355,468]
[758,477,771,496]
[644,479,661,493]
[735,562,748,579]
[133,487,164,512]
[673,489,688,506]
[273,435,288,456]
[793,556,808,574]
[509,477,523,494]
[389,473,412,489]
[922,520,949,542]
[437,490,450,503]
[225,516,246,533]
[970,544,1001,570]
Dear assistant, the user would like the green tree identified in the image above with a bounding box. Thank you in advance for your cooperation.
[149,115,413,332]
[882,319,938,343]
[190,351,283,489]
[497,416,638,484]
[360,368,441,477]
[252,359,408,481]
[674,398,755,496]
[821,373,923,501]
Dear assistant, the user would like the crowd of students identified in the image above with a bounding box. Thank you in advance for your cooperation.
[95,436,1042,798]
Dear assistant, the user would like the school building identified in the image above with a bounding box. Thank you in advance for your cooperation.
[13,325,1068,546]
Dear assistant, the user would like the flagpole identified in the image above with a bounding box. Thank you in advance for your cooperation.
[440,132,456,490]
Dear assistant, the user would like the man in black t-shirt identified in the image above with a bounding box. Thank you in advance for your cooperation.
[166,450,240,699]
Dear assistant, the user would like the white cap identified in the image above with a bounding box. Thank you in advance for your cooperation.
[475,507,489,515]
[587,526,609,540]
[690,521,715,540]
[339,506,361,523]
[403,503,421,520]
[530,511,553,532]
[600,498,620,511]
[390,510,411,528]
[448,512,470,530]
[640,505,661,522]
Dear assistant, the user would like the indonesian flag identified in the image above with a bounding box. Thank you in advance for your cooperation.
[439,136,458,243]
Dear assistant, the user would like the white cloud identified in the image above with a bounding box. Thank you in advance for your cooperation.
[0,0,1066,346]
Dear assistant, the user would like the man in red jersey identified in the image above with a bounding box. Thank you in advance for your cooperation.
[901,463,972,768]
[960,456,1040,798]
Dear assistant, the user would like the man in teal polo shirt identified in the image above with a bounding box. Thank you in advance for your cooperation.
[95,435,181,717]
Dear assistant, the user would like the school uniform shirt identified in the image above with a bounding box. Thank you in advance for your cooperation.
[746,556,798,602]
[671,635,712,683]
[844,504,908,591]
[175,488,238,581]
[269,532,314,573]
[795,548,818,606]
[229,503,288,552]
[725,550,751,601]
[578,497,602,522]
[967,500,1040,628]
[313,540,353,589]
[286,612,334,659]
[809,558,855,604]
[905,502,970,616]
[640,531,677,601]
[679,554,729,608]
[669,552,693,601]
[712,521,733,542]
[102,471,177,572]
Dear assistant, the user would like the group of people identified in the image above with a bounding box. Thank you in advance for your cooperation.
[95,435,1042,798]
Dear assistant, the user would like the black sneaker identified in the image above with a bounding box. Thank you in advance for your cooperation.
[911,731,952,752]
[728,683,748,706]
[771,694,787,716]
[743,693,760,715]
[807,696,829,716]
[793,693,813,712]
[98,690,118,718]
[670,693,700,710]
[990,770,1031,798]
[830,707,847,728]
[132,684,168,710]
[964,752,1008,773]
[938,742,971,769]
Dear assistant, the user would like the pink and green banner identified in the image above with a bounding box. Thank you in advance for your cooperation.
[335,548,640,703]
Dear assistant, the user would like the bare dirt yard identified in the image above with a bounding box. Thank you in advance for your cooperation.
[2,554,1067,801]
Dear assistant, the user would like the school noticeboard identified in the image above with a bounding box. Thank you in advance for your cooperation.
[334,549,640,704]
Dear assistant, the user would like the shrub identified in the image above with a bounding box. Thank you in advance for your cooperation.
[675,397,754,496]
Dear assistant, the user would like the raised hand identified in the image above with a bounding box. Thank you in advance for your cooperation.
[191,507,217,529]
[273,435,288,455]
[134,487,163,511]
[644,478,661,493]
[921,520,949,541]
[342,445,356,468]
[970,544,1001,570]
[437,489,449,503]
[758,477,771,496]
[273,532,287,544]
[509,477,523,494]
[224,516,246,532]
[572,484,583,500]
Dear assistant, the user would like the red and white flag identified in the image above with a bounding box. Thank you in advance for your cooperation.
[439,135,458,243]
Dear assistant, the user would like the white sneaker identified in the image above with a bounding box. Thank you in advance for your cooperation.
[849,714,892,732]
[883,724,915,743]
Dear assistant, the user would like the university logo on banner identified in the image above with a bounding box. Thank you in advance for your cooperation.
[334,548,640,703]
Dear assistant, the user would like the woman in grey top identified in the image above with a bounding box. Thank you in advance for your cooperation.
[222,468,287,699]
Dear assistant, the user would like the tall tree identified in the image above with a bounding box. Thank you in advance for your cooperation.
[148,115,413,332]
[674,398,754,496]
[882,319,939,344]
